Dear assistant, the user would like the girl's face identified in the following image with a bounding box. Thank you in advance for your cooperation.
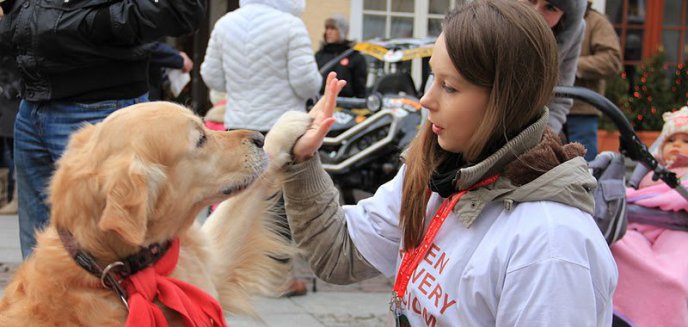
[662,132,688,164]
[523,0,564,28]
[325,25,341,43]
[420,33,490,154]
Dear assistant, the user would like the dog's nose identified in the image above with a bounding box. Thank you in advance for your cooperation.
[250,133,264,148]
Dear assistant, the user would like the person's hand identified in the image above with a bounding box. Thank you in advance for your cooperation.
[180,51,193,73]
[292,72,347,163]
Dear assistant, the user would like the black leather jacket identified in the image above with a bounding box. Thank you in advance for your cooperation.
[0,0,206,101]
[0,53,20,137]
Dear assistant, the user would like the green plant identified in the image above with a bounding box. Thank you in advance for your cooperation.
[601,70,631,131]
[625,50,673,131]
[671,61,688,109]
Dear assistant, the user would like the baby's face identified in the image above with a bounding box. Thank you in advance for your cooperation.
[662,132,688,164]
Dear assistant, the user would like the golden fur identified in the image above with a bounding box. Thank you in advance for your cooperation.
[0,102,312,326]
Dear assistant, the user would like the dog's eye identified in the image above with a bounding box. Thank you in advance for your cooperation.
[197,134,207,148]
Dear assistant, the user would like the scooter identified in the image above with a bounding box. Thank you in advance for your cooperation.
[319,92,425,204]
[318,37,434,204]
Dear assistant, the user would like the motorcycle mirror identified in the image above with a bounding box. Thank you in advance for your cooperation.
[366,92,383,112]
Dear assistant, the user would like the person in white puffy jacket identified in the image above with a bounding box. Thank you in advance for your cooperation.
[200,0,321,132]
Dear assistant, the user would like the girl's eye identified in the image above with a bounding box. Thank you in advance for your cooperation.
[441,82,457,93]
[197,134,207,148]
[545,3,560,12]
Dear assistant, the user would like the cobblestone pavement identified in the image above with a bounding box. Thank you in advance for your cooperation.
[0,213,393,326]
[0,262,16,292]
[0,258,393,327]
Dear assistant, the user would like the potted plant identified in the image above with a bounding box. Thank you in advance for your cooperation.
[599,50,688,152]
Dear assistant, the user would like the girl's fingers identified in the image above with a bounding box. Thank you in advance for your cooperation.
[318,117,336,139]
[323,79,347,118]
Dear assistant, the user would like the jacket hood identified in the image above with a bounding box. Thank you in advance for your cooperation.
[549,0,586,51]
[240,0,305,16]
[450,108,595,227]
[504,151,595,215]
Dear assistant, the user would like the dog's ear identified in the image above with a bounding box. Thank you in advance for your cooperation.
[99,156,163,246]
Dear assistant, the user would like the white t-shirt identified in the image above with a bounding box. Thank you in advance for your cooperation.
[344,168,617,327]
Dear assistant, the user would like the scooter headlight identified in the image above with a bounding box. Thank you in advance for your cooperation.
[366,93,383,112]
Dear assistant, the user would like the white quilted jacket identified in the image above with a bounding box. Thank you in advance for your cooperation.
[200,0,321,131]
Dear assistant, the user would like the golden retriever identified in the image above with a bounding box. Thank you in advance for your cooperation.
[0,102,311,326]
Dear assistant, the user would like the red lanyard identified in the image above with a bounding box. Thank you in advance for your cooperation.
[393,175,499,302]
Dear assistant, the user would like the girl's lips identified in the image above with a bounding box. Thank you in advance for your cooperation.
[432,123,444,134]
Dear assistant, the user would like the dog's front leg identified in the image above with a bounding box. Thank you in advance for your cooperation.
[200,111,310,314]
[263,111,313,169]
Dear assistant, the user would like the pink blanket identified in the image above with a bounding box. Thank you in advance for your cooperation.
[611,181,688,326]
[626,179,688,212]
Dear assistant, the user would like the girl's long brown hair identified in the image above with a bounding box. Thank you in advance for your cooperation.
[399,0,559,251]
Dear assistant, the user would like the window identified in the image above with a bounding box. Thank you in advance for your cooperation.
[606,0,646,66]
[428,0,460,36]
[362,0,415,39]
[606,0,688,66]
[353,0,462,40]
[350,0,464,91]
[660,0,688,65]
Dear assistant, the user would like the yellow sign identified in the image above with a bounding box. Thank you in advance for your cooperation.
[354,42,433,62]
[353,43,389,60]
[401,47,433,60]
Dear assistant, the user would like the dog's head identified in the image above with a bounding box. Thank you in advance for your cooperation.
[49,102,267,251]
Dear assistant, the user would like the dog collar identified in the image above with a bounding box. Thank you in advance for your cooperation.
[57,228,172,310]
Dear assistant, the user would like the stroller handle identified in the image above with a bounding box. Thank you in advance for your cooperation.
[554,86,688,200]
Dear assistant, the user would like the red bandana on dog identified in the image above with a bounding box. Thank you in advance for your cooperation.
[123,239,227,327]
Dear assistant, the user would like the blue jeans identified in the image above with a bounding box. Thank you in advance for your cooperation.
[566,115,599,161]
[15,95,148,258]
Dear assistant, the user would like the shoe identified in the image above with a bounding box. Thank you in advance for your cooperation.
[282,279,307,297]
[0,198,17,215]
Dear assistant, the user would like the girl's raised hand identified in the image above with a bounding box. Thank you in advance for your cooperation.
[293,72,347,163]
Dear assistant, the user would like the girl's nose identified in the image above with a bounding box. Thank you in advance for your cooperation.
[420,94,434,112]
[419,82,437,111]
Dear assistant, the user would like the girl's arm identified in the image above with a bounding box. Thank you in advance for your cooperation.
[283,74,402,283]
[283,157,385,283]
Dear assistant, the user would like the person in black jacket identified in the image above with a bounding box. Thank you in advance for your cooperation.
[148,41,194,101]
[0,0,206,258]
[315,15,368,98]
[0,38,19,215]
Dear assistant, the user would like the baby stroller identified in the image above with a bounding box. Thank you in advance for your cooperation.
[555,86,688,327]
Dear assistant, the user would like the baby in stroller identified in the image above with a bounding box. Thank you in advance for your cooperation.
[611,107,688,327]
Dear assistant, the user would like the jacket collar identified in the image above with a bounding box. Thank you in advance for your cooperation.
[454,109,548,190]
[450,108,596,227]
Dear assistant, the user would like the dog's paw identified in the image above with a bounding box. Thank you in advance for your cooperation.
[264,111,313,168]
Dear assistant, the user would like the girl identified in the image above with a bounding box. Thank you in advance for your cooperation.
[612,107,688,327]
[284,0,617,325]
